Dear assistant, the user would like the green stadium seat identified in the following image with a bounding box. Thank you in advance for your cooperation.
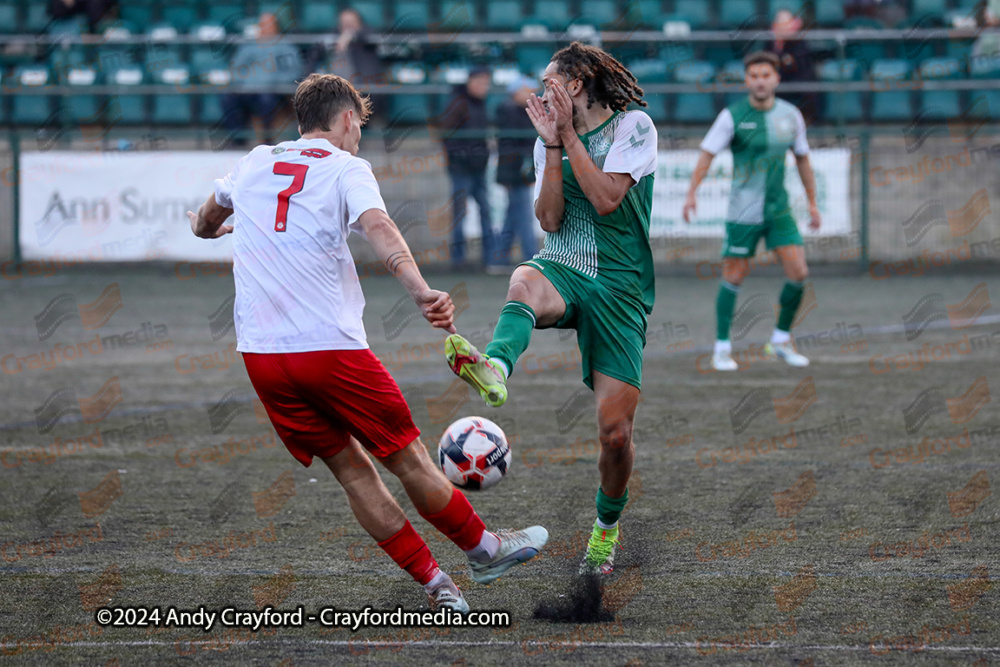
[96,43,137,75]
[639,94,668,123]
[190,21,228,43]
[191,47,231,85]
[206,4,246,26]
[12,66,53,125]
[674,61,717,123]
[392,1,432,31]
[300,2,337,32]
[200,94,225,124]
[912,0,947,17]
[24,4,51,32]
[527,0,571,31]
[815,2,844,25]
[61,65,101,124]
[152,65,193,125]
[626,0,664,29]
[0,3,17,34]
[661,44,695,74]
[918,57,962,120]
[486,0,523,30]
[948,39,974,62]
[49,44,90,76]
[161,6,199,33]
[704,44,736,66]
[843,19,889,64]
[144,44,185,75]
[818,59,863,122]
[969,53,1000,116]
[352,0,386,29]
[719,0,758,28]
[120,5,155,33]
[440,1,479,30]
[98,18,140,40]
[387,94,433,124]
[516,45,553,74]
[628,59,670,83]
[721,59,745,105]
[673,0,711,29]
[107,66,148,124]
[579,0,620,28]
[869,59,914,121]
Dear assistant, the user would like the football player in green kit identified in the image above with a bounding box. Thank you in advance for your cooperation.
[443,42,657,575]
[683,51,821,371]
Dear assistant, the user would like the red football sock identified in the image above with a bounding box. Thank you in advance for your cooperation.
[418,488,486,551]
[377,520,439,585]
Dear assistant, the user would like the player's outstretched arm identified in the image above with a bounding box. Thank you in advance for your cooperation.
[187,194,234,239]
[358,208,457,333]
[795,154,822,231]
[683,150,715,223]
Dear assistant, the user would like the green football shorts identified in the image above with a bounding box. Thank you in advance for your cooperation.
[721,214,803,258]
[522,258,646,391]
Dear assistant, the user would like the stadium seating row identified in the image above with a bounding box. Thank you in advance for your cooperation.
[2,66,997,126]
[0,0,986,36]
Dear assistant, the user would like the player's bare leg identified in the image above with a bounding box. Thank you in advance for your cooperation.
[447,263,566,407]
[379,438,549,586]
[580,372,640,575]
[321,439,468,612]
[713,257,751,371]
[764,245,810,367]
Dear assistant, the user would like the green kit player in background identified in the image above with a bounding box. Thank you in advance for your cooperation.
[683,50,821,371]
[444,42,657,575]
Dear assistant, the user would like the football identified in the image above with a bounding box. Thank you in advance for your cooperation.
[437,417,511,491]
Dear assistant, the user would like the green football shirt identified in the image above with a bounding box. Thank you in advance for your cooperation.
[532,110,658,314]
[700,97,810,224]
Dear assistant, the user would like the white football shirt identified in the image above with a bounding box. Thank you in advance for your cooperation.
[214,137,386,353]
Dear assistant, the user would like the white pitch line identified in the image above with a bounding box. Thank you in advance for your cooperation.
[40,639,1000,653]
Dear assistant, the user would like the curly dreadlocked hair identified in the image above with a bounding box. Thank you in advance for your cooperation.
[550,42,646,111]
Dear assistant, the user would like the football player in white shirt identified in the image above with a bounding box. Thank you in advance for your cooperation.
[188,74,548,612]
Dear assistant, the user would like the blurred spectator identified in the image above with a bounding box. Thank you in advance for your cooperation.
[222,13,303,146]
[972,0,1000,59]
[494,75,540,267]
[306,9,385,120]
[439,66,497,269]
[308,9,382,82]
[48,0,117,31]
[766,9,820,123]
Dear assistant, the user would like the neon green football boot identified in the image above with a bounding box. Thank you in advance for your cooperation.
[579,521,620,575]
[445,334,508,408]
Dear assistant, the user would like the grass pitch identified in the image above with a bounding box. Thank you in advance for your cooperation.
[0,266,998,665]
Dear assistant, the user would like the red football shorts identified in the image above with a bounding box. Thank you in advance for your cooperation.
[242,348,421,467]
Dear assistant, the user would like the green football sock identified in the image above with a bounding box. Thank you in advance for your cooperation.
[716,281,740,341]
[777,281,805,333]
[596,486,629,527]
[484,301,535,378]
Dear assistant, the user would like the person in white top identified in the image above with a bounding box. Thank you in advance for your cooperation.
[187,74,547,613]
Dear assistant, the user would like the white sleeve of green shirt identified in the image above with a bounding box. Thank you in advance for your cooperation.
[532,138,546,203]
[792,107,810,156]
[699,108,734,155]
[602,111,657,184]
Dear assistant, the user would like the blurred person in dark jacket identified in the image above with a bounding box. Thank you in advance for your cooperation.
[495,75,540,267]
[306,8,385,121]
[306,9,383,85]
[222,13,303,145]
[766,9,820,123]
[438,66,497,269]
[49,0,116,31]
